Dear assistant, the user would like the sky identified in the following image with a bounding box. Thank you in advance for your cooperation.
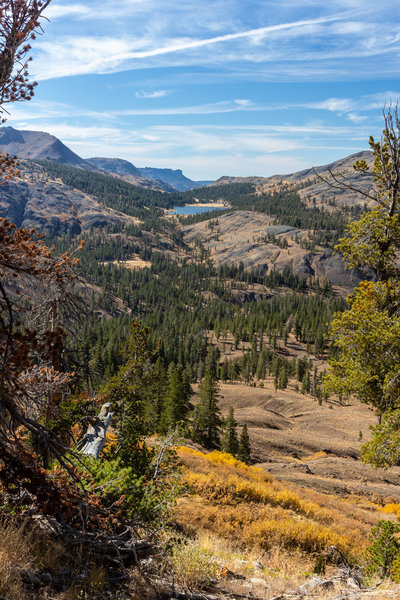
[5,0,400,180]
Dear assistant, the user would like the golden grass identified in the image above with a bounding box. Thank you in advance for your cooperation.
[0,520,33,600]
[167,529,318,598]
[302,451,329,461]
[175,448,382,559]
[169,536,218,589]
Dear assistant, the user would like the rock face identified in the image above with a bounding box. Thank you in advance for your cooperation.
[0,127,210,191]
[139,167,212,191]
[212,151,374,209]
[87,156,142,177]
[88,159,213,191]
[86,157,177,191]
[0,168,138,234]
[286,150,372,183]
[0,126,89,168]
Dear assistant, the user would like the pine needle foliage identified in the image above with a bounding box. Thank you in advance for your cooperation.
[364,520,400,580]
[323,108,400,462]
[101,320,157,475]
[221,407,238,456]
[192,372,221,449]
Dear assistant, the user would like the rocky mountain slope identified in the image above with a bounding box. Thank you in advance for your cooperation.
[0,126,89,168]
[87,156,142,178]
[183,210,364,289]
[88,158,211,190]
[213,151,374,209]
[0,161,139,234]
[0,126,210,191]
[0,125,372,290]
[86,156,176,191]
[139,166,212,190]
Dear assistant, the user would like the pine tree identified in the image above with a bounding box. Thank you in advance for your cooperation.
[221,407,238,455]
[192,372,221,449]
[145,357,166,430]
[238,424,251,464]
[101,321,156,475]
[159,366,191,433]
[278,365,289,390]
[301,371,311,394]
[220,357,229,381]
[205,345,220,379]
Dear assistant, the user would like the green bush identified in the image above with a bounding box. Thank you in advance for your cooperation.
[76,440,182,526]
[364,520,400,579]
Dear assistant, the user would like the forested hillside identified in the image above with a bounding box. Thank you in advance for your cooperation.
[5,124,400,599]
[3,1,400,600]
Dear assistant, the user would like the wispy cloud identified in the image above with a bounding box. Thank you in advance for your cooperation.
[6,99,261,120]
[304,98,356,113]
[346,113,368,123]
[301,92,400,116]
[45,3,90,18]
[135,89,171,98]
[118,14,349,59]
[8,92,399,124]
[6,116,371,179]
[33,13,352,80]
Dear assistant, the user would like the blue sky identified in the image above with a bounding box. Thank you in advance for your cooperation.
[5,0,400,180]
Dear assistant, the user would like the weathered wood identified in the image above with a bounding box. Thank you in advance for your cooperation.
[63,527,153,565]
[32,514,153,567]
[77,402,114,459]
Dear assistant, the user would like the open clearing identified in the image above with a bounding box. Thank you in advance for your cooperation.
[196,381,400,502]
[102,256,151,270]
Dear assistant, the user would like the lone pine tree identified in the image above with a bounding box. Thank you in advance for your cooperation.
[192,372,221,449]
[159,365,191,434]
[221,406,239,456]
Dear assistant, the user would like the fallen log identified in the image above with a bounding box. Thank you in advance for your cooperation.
[32,513,153,567]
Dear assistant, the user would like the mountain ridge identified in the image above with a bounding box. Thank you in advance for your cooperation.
[0,126,211,191]
[212,150,372,187]
[0,126,89,168]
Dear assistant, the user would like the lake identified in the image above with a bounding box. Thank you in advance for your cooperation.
[171,205,226,216]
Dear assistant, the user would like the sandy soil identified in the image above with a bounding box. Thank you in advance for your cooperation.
[102,256,151,270]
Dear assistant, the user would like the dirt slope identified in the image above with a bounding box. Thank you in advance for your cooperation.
[215,381,400,502]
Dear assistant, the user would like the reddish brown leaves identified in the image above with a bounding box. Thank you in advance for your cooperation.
[0,1,52,120]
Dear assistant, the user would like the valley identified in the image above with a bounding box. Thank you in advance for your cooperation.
[1,126,399,600]
[1,1,399,597]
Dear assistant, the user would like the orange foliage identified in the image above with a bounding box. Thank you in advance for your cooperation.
[175,448,376,558]
[0,217,87,516]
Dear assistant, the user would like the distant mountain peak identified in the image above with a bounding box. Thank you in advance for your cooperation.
[0,126,88,167]
[0,126,213,190]
[139,166,212,191]
[87,156,142,178]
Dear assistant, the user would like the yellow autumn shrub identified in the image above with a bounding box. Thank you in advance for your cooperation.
[175,448,370,556]
[182,459,331,523]
[382,503,400,517]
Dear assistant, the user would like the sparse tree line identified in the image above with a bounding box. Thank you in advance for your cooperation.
[52,227,340,393]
